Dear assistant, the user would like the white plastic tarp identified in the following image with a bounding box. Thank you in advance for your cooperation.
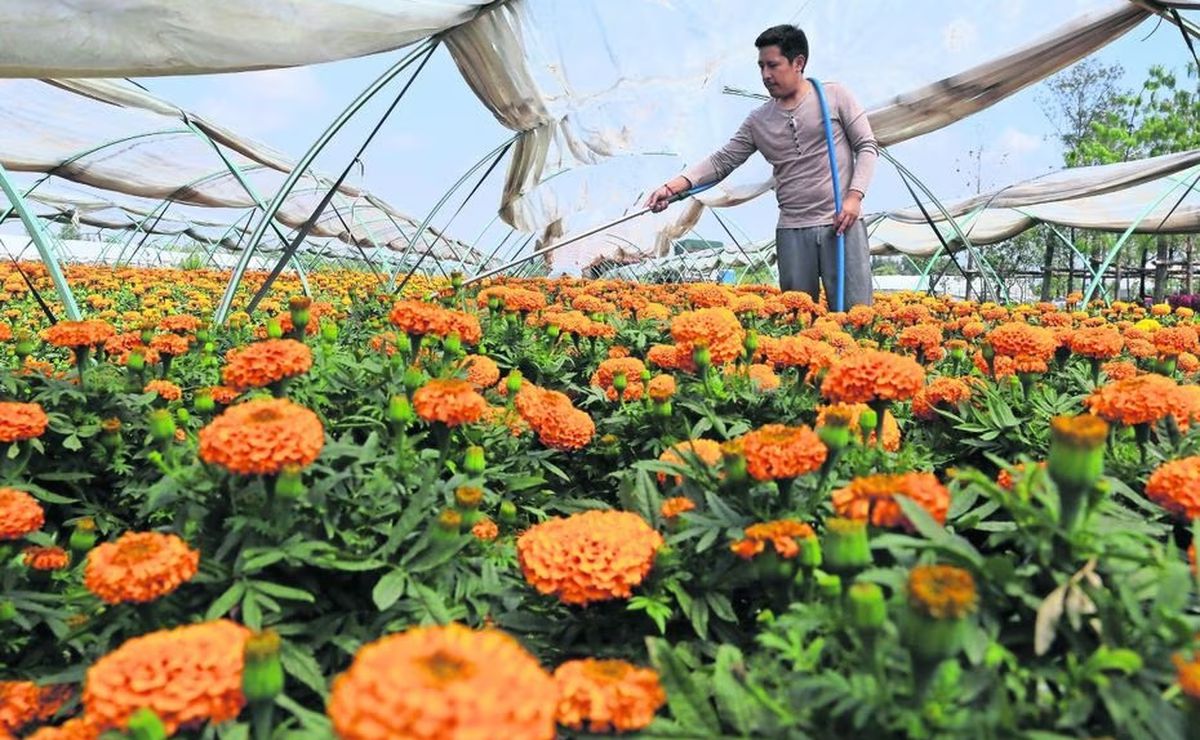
[0,1,491,77]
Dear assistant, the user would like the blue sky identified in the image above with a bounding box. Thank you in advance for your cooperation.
[134,2,1199,260]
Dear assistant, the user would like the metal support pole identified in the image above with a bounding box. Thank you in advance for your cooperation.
[213,38,436,324]
[0,162,82,320]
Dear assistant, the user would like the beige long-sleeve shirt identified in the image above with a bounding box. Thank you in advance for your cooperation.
[682,81,879,228]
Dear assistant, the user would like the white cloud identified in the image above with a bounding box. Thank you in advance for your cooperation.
[996,127,1042,156]
[941,18,979,54]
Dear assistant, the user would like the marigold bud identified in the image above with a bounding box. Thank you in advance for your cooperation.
[192,390,215,414]
[147,409,176,442]
[744,329,759,356]
[0,600,16,621]
[243,629,285,703]
[798,535,822,569]
[321,321,339,342]
[693,343,711,369]
[70,518,97,552]
[1048,414,1108,528]
[499,500,518,524]
[444,333,463,354]
[455,486,484,510]
[267,320,284,339]
[847,581,887,632]
[857,408,878,439]
[437,508,463,533]
[126,349,146,372]
[403,367,425,394]
[816,570,842,599]
[506,370,523,395]
[388,395,415,425]
[823,518,872,573]
[613,372,628,393]
[463,445,486,476]
[274,464,306,500]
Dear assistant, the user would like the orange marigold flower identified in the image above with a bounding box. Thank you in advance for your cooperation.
[961,321,986,340]
[1127,338,1157,359]
[908,564,977,619]
[820,350,925,405]
[669,307,745,365]
[1068,327,1124,360]
[685,283,735,308]
[23,545,70,570]
[832,472,950,530]
[471,517,499,542]
[816,403,902,451]
[554,659,666,733]
[1173,651,1200,701]
[513,385,595,451]
[391,301,483,345]
[198,398,324,475]
[647,374,676,402]
[738,424,827,481]
[660,496,696,519]
[517,510,662,605]
[0,487,44,540]
[328,623,556,740]
[413,379,488,427]
[911,377,973,421]
[368,331,400,356]
[221,338,313,390]
[1086,373,1179,427]
[996,461,1046,490]
[638,303,671,322]
[646,343,687,371]
[746,362,782,392]
[144,379,182,402]
[25,715,100,740]
[42,319,115,349]
[84,531,199,604]
[148,333,191,357]
[764,334,837,375]
[730,519,815,559]
[1154,325,1199,357]
[83,620,249,735]
[1145,456,1200,520]
[590,357,647,402]
[897,323,943,358]
[207,385,241,405]
[657,439,724,485]
[1101,359,1138,381]
[0,681,71,735]
[0,401,48,442]
[158,314,203,334]
[986,322,1056,361]
[460,354,501,389]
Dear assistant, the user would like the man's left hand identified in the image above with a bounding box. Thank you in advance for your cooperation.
[835,191,863,235]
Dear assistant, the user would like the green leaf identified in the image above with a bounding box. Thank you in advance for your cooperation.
[411,582,453,624]
[372,568,408,611]
[61,434,82,451]
[205,581,246,620]
[280,642,329,699]
[712,644,760,736]
[251,581,315,603]
[406,538,471,574]
[894,495,984,568]
[646,638,719,734]
[706,592,737,623]
[242,590,263,630]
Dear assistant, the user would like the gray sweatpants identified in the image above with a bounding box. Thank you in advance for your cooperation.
[776,222,873,310]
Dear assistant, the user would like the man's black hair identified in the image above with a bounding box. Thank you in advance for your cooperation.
[755,24,808,66]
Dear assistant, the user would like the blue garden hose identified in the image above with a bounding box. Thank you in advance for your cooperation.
[810,78,845,312]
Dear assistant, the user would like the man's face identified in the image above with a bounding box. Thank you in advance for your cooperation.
[758,45,804,98]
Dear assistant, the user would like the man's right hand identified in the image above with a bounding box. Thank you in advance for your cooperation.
[645,185,676,213]
[645,176,694,213]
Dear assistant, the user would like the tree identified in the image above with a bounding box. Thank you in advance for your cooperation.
[1037,59,1126,166]
[1070,63,1200,301]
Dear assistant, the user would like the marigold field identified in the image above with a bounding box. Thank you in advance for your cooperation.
[4,261,1200,738]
